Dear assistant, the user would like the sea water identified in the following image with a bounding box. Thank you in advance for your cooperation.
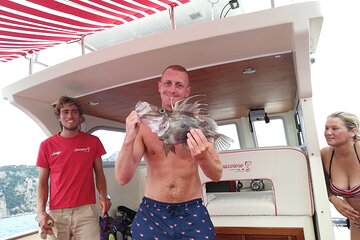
[0,214,37,239]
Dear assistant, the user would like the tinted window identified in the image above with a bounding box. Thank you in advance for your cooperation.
[217,123,241,150]
[253,119,287,147]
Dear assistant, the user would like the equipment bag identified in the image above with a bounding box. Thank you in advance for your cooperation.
[99,213,126,240]
[115,205,137,238]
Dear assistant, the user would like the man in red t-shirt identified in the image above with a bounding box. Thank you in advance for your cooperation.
[36,96,112,239]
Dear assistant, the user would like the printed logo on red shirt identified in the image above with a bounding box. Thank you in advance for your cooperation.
[74,147,90,152]
[51,151,61,156]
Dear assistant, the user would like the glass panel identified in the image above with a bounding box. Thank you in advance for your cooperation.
[217,123,241,150]
[253,119,287,147]
[91,129,125,162]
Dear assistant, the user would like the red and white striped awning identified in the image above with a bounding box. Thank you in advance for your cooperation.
[0,0,190,62]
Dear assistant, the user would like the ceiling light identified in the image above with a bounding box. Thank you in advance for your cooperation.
[243,67,256,75]
[88,101,99,106]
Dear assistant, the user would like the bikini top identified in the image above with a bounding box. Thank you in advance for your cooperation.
[329,144,360,198]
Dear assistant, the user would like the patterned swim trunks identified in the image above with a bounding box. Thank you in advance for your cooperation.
[131,197,215,240]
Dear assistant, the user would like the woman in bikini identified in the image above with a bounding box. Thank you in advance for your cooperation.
[321,111,360,239]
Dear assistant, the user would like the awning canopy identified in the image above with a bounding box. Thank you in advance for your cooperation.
[0,0,189,62]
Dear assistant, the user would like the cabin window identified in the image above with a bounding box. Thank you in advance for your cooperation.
[253,118,287,147]
[217,123,241,150]
[91,128,124,165]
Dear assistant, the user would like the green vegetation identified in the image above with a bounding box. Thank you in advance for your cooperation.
[0,165,38,216]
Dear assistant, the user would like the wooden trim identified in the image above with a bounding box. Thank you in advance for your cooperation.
[216,227,304,240]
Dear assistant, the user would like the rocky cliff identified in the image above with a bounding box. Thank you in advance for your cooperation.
[0,165,38,217]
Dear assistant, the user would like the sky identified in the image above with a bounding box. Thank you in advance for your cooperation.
[311,0,360,142]
[0,0,360,167]
[0,64,47,166]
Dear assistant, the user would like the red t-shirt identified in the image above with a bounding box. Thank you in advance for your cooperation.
[36,131,106,210]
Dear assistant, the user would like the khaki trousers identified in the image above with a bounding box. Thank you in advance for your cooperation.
[47,204,100,240]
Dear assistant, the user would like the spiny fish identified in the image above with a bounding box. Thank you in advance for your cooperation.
[135,94,233,156]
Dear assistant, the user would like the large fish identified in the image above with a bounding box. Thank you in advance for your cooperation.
[135,94,233,156]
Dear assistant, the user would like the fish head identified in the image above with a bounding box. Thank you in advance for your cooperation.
[135,101,170,136]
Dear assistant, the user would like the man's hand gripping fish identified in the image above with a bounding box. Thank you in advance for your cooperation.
[135,94,234,156]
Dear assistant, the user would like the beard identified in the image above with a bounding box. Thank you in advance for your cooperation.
[61,123,79,131]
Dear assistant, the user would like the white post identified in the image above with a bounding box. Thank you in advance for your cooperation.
[28,52,33,75]
[81,36,85,55]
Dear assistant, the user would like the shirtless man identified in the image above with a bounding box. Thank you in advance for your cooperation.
[115,65,223,239]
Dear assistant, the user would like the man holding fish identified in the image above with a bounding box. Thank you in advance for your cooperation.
[115,65,229,239]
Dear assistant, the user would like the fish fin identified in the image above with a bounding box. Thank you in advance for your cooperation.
[164,144,176,156]
[214,134,234,152]
[172,94,208,116]
[170,145,176,153]
[164,144,170,156]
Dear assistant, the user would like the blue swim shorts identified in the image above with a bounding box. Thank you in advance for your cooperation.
[131,197,215,240]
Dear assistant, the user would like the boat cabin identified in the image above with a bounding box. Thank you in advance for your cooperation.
[2,1,335,239]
